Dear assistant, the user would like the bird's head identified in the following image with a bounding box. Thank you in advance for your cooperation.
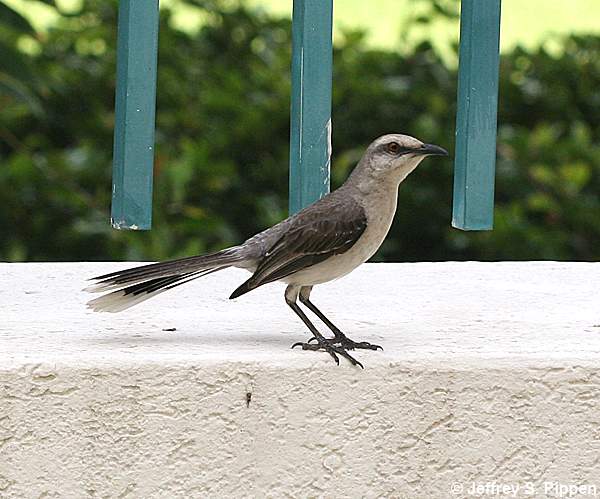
[353,133,448,187]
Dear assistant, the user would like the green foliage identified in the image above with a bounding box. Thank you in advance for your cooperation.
[0,0,599,262]
[0,0,44,114]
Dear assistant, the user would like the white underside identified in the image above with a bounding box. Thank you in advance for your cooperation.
[284,186,399,287]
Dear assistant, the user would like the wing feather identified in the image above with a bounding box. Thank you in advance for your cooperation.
[230,195,367,298]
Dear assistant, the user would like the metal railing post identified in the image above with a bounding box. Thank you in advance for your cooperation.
[111,0,159,230]
[288,0,333,214]
[452,0,502,230]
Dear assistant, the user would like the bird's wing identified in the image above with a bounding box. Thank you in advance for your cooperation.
[230,194,367,298]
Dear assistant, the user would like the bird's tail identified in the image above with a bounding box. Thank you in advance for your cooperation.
[85,246,245,313]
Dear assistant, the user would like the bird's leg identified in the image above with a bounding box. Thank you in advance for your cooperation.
[285,286,363,368]
[299,286,382,351]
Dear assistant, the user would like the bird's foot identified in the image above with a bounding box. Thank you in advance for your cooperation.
[292,339,364,369]
[307,335,383,351]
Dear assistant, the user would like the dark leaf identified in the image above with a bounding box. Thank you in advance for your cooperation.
[0,2,35,35]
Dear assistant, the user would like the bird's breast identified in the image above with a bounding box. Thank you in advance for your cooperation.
[285,189,398,286]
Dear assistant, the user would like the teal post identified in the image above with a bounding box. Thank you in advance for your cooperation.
[288,0,333,214]
[452,0,501,230]
[111,0,159,230]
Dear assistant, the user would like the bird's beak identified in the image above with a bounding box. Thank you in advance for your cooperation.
[418,143,448,157]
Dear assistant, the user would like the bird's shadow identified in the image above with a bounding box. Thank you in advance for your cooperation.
[87,327,301,349]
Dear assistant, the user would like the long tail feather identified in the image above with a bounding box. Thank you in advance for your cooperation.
[86,247,243,312]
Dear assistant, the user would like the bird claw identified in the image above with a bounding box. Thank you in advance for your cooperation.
[341,340,383,351]
[291,338,363,368]
[304,336,382,351]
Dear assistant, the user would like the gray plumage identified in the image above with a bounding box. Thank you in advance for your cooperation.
[86,133,447,366]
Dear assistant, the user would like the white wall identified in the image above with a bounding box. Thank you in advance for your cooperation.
[2,262,600,497]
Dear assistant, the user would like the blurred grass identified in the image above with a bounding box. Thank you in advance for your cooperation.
[6,0,600,58]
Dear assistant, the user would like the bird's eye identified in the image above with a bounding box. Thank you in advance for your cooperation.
[386,142,401,155]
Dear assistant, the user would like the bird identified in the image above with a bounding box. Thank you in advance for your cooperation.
[86,133,448,368]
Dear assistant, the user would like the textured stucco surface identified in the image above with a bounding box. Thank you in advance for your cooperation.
[1,261,600,498]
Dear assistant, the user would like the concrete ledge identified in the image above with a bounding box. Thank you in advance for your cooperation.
[2,262,600,497]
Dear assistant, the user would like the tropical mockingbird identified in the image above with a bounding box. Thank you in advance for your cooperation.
[86,133,448,367]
